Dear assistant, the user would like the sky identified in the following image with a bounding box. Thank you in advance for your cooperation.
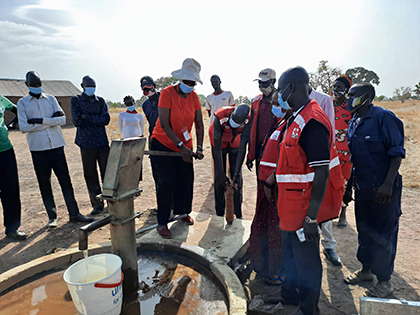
[0,0,419,101]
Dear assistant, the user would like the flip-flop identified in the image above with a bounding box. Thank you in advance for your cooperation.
[265,275,282,286]
[344,269,374,284]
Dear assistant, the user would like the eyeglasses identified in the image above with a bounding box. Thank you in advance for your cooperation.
[182,80,197,87]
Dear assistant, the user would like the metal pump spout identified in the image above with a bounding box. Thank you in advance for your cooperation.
[79,215,112,251]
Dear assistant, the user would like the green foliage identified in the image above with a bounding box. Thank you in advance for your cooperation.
[374,95,386,102]
[155,76,178,90]
[235,96,252,106]
[136,96,147,107]
[106,100,122,108]
[345,67,380,85]
[393,86,412,103]
[309,60,341,94]
[414,82,420,97]
[197,94,206,106]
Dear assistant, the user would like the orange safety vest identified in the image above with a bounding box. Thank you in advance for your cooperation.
[258,119,288,182]
[209,106,249,149]
[247,95,263,161]
[275,100,344,231]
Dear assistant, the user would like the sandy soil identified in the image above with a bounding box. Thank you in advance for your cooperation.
[1,104,419,314]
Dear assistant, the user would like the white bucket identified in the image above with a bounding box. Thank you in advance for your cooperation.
[63,253,124,315]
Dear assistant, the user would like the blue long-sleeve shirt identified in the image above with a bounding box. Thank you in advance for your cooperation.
[142,92,160,135]
[71,93,110,149]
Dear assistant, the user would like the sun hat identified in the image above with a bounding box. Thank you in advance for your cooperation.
[254,68,276,82]
[171,58,203,84]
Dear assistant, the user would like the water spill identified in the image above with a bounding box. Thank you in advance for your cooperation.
[0,251,229,315]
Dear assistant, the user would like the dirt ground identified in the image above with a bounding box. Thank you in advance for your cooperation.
[1,102,420,314]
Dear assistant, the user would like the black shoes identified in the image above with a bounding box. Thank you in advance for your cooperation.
[90,208,104,215]
[323,248,342,266]
[6,230,28,241]
[70,213,94,223]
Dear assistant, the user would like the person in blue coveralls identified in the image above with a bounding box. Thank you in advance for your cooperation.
[343,82,405,299]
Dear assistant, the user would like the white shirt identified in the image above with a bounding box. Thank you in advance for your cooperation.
[118,111,145,139]
[17,93,66,151]
[205,90,235,126]
[309,89,335,131]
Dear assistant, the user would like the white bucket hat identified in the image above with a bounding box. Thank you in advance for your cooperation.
[171,58,203,84]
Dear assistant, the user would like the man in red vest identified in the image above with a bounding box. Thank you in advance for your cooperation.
[264,67,343,315]
[209,104,251,219]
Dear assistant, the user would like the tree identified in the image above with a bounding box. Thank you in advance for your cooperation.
[393,86,412,103]
[136,96,147,107]
[309,60,341,94]
[345,67,380,85]
[414,82,420,97]
[106,100,122,108]
[374,95,386,102]
[197,94,206,106]
[155,76,178,90]
[235,96,251,106]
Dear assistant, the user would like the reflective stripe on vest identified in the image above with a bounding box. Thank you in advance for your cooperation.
[260,161,277,168]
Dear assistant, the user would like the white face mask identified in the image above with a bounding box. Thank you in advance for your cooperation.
[259,85,275,96]
[147,91,155,97]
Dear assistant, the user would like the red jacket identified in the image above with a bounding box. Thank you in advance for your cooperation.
[209,106,249,149]
[247,95,263,161]
[275,100,344,231]
[258,119,288,181]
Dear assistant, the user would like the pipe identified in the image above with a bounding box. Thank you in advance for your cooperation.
[79,215,112,251]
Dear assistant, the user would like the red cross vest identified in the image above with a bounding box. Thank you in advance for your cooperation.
[258,119,288,181]
[275,100,344,231]
[209,106,249,149]
[247,95,263,161]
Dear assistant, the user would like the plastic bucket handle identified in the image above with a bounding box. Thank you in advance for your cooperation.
[94,271,124,289]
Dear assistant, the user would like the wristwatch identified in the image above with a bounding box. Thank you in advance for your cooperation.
[305,216,317,224]
[176,141,183,148]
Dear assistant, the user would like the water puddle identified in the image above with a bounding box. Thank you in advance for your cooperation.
[0,251,228,315]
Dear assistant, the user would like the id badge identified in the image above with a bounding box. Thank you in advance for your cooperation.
[181,126,191,141]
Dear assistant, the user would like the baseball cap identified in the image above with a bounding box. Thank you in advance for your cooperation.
[140,76,155,89]
[254,68,276,82]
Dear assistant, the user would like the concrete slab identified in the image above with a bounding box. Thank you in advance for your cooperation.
[138,212,251,265]
[360,297,420,314]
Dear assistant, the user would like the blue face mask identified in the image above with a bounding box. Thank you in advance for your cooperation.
[278,92,291,110]
[271,105,286,118]
[29,86,43,94]
[179,82,194,94]
[127,105,136,112]
[229,117,242,128]
[84,87,96,96]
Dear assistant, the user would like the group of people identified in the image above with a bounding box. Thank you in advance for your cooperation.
[0,58,405,315]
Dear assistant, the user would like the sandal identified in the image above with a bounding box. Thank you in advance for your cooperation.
[157,225,172,238]
[364,281,393,298]
[344,269,374,284]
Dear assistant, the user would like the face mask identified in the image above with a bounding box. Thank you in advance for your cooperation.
[259,85,274,96]
[84,87,96,96]
[29,86,43,94]
[179,82,194,94]
[333,90,346,98]
[347,93,367,113]
[278,92,291,110]
[127,105,136,112]
[271,105,286,118]
[146,91,155,97]
[229,117,241,128]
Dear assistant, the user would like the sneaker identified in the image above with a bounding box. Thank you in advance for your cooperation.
[6,230,28,240]
[181,214,194,225]
[70,213,94,223]
[157,225,172,238]
[364,281,393,298]
[90,208,104,215]
[48,219,58,228]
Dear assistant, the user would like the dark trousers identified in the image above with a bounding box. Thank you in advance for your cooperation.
[151,139,193,226]
[355,181,401,281]
[31,147,79,219]
[211,146,243,218]
[0,148,21,234]
[281,230,321,315]
[80,146,109,210]
[149,135,160,198]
